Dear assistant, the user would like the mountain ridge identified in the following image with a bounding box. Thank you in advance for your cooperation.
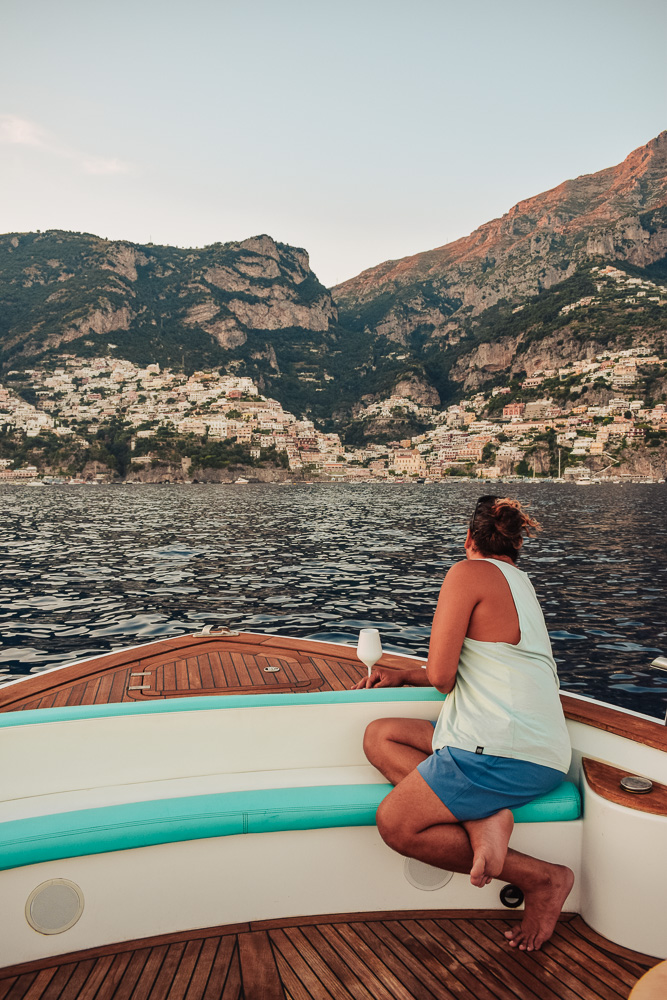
[0,231,335,356]
[332,131,667,344]
[0,133,665,428]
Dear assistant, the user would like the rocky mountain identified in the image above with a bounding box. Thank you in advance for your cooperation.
[333,132,667,341]
[0,230,439,427]
[0,231,335,357]
[0,231,355,421]
[332,132,667,407]
[1,133,665,432]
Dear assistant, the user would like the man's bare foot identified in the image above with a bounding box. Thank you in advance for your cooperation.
[504,864,574,951]
[464,809,514,888]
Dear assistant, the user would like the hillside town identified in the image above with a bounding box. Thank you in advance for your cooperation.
[0,339,665,483]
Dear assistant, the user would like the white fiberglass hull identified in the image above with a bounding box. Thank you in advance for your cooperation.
[0,641,665,966]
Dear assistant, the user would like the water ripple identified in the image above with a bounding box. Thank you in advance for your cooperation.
[0,481,665,719]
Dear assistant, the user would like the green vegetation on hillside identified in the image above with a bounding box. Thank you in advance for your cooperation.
[0,230,429,427]
[131,429,286,471]
[1,228,666,429]
[336,278,462,339]
[0,418,290,477]
[342,412,431,446]
[426,262,666,404]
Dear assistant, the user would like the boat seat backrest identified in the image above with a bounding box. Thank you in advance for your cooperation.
[0,692,443,800]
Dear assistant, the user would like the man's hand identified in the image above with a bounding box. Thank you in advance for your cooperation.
[352,664,429,690]
[353,666,402,690]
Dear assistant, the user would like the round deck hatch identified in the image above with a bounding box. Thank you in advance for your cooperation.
[404,858,453,891]
[26,879,84,934]
[620,775,653,794]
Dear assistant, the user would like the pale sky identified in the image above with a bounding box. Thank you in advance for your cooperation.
[1,0,665,287]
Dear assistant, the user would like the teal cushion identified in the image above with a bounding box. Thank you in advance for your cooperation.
[0,786,386,871]
[511,780,580,823]
[0,781,580,871]
[0,687,445,728]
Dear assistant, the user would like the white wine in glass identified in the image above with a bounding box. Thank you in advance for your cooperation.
[357,628,383,677]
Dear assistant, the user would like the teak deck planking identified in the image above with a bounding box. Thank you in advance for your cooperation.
[0,912,658,1000]
[1,632,665,754]
[0,637,368,712]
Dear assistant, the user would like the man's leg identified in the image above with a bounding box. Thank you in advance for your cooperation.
[463,811,515,887]
[362,718,435,785]
[365,720,515,887]
[377,769,574,952]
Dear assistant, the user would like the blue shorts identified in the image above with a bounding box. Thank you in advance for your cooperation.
[416,745,565,822]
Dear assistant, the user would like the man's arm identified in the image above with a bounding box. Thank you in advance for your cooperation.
[424,561,479,693]
[352,663,429,689]
[353,561,479,691]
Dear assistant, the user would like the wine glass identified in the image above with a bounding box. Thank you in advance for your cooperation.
[357,628,383,677]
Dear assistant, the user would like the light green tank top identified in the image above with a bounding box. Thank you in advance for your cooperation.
[431,558,571,773]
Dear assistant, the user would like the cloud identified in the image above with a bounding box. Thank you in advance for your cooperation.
[81,156,131,176]
[0,114,47,147]
[0,114,132,175]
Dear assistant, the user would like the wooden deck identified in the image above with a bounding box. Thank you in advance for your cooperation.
[0,634,377,713]
[0,910,658,1000]
[2,632,666,754]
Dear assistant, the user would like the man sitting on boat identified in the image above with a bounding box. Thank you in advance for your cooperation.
[354,495,574,952]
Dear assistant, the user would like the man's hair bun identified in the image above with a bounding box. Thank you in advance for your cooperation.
[470,496,540,562]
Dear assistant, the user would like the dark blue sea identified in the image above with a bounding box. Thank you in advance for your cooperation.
[1,481,665,720]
